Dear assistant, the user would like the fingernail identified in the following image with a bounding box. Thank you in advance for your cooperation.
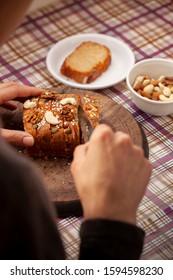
[23,136,34,146]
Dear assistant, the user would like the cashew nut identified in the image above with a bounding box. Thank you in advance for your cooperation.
[133,76,144,87]
[159,94,173,101]
[153,86,161,93]
[158,82,165,91]
[60,97,77,105]
[142,79,150,87]
[158,75,165,82]
[143,84,154,94]
[163,86,171,97]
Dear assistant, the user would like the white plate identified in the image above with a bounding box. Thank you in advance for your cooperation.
[46,33,135,90]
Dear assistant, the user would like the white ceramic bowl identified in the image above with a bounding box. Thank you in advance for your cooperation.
[126,58,173,116]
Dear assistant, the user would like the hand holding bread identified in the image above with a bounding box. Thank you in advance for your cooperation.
[0,82,43,147]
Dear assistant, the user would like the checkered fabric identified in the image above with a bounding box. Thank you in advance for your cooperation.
[0,0,173,260]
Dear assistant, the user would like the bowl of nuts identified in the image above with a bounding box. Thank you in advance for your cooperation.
[126,58,173,116]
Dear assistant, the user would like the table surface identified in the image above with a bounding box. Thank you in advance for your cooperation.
[0,0,173,260]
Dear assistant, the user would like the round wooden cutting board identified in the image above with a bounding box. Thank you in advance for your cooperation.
[0,86,149,217]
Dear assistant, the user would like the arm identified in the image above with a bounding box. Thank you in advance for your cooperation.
[0,136,65,259]
[71,124,152,259]
[79,220,144,260]
[0,0,33,45]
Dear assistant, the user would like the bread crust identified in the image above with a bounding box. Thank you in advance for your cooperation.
[61,41,111,84]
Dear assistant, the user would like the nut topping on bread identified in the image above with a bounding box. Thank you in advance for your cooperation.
[44,111,60,125]
[60,41,111,84]
[23,90,100,158]
[23,99,37,109]
[23,91,81,157]
[60,97,77,105]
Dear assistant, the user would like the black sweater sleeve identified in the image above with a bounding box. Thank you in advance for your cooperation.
[0,138,65,260]
[79,219,145,260]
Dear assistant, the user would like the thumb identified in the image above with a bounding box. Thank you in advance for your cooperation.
[0,128,34,147]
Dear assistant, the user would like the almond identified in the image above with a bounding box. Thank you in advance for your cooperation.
[23,99,37,109]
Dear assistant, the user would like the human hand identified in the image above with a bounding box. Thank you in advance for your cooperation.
[71,124,152,224]
[0,82,43,146]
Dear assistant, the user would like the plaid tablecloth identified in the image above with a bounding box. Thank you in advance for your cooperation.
[0,0,173,260]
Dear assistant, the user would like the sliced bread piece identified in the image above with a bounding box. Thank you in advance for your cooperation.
[60,41,111,84]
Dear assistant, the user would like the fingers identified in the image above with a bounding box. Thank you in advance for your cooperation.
[0,128,34,147]
[90,125,132,150]
[114,131,133,145]
[114,131,151,177]
[71,143,89,173]
[135,150,152,186]
[90,124,114,143]
[73,142,89,158]
[0,82,44,104]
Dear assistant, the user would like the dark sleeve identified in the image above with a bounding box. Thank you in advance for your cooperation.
[0,138,65,260]
[79,219,145,260]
